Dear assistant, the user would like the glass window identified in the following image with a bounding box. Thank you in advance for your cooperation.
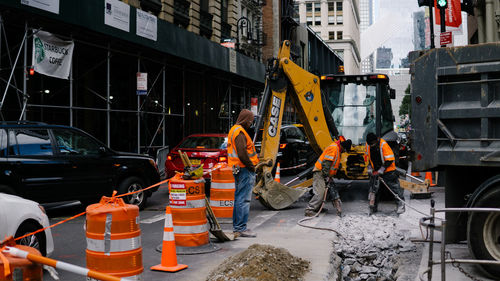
[337,31,343,40]
[329,31,335,40]
[323,83,378,145]
[52,129,101,156]
[336,1,342,11]
[10,129,53,156]
[328,2,334,11]
[179,136,227,149]
[337,15,343,24]
[314,2,321,12]
[328,16,335,24]
[0,129,6,157]
[315,18,321,25]
[306,3,312,12]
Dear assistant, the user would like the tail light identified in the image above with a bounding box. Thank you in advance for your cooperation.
[167,155,173,161]
[279,143,287,149]
[218,156,227,162]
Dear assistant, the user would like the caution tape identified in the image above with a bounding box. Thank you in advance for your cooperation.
[14,178,171,243]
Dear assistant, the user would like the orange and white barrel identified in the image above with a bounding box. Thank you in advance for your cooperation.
[169,174,209,247]
[86,196,143,280]
[210,164,235,219]
[0,245,42,281]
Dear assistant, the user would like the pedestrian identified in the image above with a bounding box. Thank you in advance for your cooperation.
[305,137,352,217]
[365,132,405,215]
[227,109,259,238]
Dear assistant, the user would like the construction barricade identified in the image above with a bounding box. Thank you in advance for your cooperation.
[86,196,143,281]
[210,164,235,220]
[0,242,42,281]
[166,174,220,254]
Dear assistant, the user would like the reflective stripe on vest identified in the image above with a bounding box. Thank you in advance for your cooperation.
[366,138,396,172]
[227,125,259,168]
[314,142,340,176]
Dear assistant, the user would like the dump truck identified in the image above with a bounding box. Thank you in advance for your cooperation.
[409,34,500,278]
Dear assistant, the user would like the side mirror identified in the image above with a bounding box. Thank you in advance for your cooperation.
[99,146,108,155]
[389,88,396,99]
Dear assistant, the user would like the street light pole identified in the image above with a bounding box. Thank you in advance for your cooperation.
[236,17,252,51]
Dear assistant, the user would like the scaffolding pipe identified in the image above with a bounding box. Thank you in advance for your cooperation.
[137,57,141,154]
[19,22,28,121]
[162,64,165,147]
[107,45,111,146]
[0,28,27,113]
[70,35,74,126]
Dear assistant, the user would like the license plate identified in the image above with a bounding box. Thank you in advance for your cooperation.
[190,159,201,165]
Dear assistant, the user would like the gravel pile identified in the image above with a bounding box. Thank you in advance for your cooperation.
[206,244,311,281]
[332,214,418,281]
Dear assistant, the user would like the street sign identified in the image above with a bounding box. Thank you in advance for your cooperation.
[440,31,452,45]
[136,72,147,95]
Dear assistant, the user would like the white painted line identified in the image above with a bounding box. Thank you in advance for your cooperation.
[140,213,166,224]
[247,211,280,230]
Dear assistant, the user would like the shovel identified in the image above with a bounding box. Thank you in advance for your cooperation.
[205,197,235,241]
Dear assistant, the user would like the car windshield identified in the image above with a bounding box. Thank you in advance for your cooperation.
[178,136,227,149]
[323,82,393,145]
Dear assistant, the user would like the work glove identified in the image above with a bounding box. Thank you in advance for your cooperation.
[377,167,385,175]
[367,166,373,176]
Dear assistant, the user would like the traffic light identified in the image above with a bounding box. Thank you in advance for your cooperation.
[417,0,432,7]
[437,0,447,9]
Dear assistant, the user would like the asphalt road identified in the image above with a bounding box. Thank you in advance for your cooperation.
[40,174,496,281]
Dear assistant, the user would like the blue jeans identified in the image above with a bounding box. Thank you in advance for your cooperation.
[232,167,255,232]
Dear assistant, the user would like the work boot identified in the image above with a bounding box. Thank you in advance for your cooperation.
[396,201,406,214]
[304,210,316,217]
[333,199,342,217]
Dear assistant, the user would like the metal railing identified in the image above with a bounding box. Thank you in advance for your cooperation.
[419,200,500,281]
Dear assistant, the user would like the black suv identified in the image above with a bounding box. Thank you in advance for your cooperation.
[0,122,160,209]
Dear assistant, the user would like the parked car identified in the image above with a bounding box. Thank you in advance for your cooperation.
[254,124,318,174]
[0,193,54,256]
[165,134,228,179]
[0,122,160,209]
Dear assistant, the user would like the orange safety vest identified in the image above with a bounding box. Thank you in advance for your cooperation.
[365,138,396,173]
[314,142,341,177]
[227,125,259,168]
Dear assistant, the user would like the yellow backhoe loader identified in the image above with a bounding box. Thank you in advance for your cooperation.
[253,40,428,210]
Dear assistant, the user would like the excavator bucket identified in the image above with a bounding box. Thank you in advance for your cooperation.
[253,171,307,210]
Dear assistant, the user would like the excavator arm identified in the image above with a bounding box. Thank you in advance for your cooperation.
[253,40,336,210]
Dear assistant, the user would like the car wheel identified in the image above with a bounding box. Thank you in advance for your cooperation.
[15,221,47,256]
[467,187,500,278]
[0,185,16,195]
[118,176,148,210]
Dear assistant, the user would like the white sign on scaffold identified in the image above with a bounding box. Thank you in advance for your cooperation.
[136,72,148,95]
[136,9,157,41]
[21,0,59,14]
[32,31,74,80]
[104,0,130,32]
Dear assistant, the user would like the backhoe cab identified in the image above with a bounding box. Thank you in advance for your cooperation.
[253,40,398,210]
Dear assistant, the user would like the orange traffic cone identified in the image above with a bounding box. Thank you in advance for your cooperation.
[274,162,281,183]
[151,206,188,272]
[425,172,437,187]
[411,172,420,177]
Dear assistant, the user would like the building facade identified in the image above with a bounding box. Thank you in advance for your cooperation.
[0,0,265,155]
[294,0,360,74]
[359,0,374,73]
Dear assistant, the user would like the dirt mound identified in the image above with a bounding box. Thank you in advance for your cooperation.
[206,244,311,281]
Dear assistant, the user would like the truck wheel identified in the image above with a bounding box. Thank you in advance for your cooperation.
[467,187,500,277]
[118,176,148,210]
[15,221,47,256]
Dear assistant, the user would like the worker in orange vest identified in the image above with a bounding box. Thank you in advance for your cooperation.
[365,133,405,215]
[305,137,352,217]
[227,109,259,238]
